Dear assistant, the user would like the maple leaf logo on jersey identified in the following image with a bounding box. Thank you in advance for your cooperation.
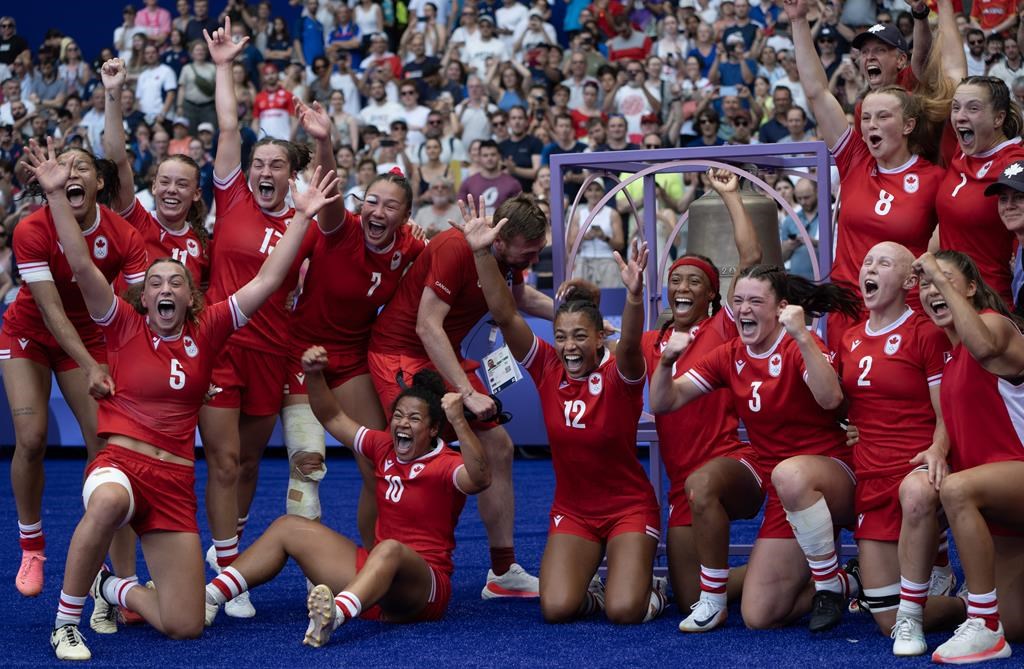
[390,250,403,271]
[384,459,395,471]
[884,334,902,355]
[17,338,28,350]
[1004,162,1024,178]
[183,336,198,358]
[410,463,426,479]
[588,372,603,396]
[735,359,746,375]
[92,236,109,259]
[977,160,994,179]
[553,514,564,526]
[769,353,783,377]
[903,173,918,194]
[851,339,862,351]
[186,238,200,257]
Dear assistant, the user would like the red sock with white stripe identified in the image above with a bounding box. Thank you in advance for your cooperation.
[19,520,44,551]
[698,565,729,608]
[101,574,140,608]
[897,576,929,620]
[55,591,87,627]
[967,589,1000,631]
[207,566,248,605]
[333,591,362,629]
[213,535,240,569]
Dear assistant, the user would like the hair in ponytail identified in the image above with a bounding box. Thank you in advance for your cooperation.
[393,369,447,428]
[737,264,861,319]
[252,137,313,173]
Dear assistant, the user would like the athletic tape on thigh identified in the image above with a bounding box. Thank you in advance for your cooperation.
[861,583,900,613]
[82,467,135,529]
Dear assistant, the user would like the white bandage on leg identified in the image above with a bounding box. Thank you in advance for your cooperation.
[785,496,835,558]
[283,404,327,519]
[82,467,135,528]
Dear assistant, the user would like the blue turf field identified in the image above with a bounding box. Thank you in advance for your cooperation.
[0,453,1015,668]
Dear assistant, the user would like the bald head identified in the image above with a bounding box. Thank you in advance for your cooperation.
[794,178,816,214]
[869,241,914,272]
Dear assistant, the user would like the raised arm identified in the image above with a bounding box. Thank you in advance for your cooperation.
[234,167,339,317]
[937,0,967,81]
[914,252,1024,376]
[100,58,136,213]
[205,17,250,179]
[295,100,346,233]
[445,393,491,494]
[613,238,649,381]
[302,346,362,444]
[24,140,115,321]
[706,168,762,304]
[450,194,537,360]
[782,0,849,148]
[780,304,843,409]
[909,0,933,81]
[649,330,707,412]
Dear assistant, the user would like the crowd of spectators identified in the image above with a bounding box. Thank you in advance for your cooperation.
[1,0,1023,293]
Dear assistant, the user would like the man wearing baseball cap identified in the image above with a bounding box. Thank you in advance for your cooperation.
[985,161,1024,311]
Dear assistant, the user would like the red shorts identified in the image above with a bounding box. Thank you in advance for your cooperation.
[548,505,662,543]
[757,456,856,540]
[667,448,762,528]
[354,546,451,622]
[85,444,198,535]
[367,350,500,433]
[208,343,287,416]
[854,467,934,542]
[0,325,106,372]
[284,345,369,395]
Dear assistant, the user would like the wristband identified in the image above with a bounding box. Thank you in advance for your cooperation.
[911,6,930,19]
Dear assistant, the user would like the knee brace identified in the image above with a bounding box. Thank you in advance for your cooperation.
[861,583,900,614]
[82,467,135,528]
[282,404,327,520]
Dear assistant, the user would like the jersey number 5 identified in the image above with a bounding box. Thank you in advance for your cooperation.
[169,358,186,390]
[563,400,587,429]
[384,474,404,503]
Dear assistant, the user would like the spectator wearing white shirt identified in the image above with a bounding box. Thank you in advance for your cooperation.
[453,74,499,144]
[114,5,149,62]
[512,12,557,60]
[358,78,405,130]
[990,38,1024,91]
[964,28,987,76]
[135,42,178,126]
[496,0,530,49]
[462,14,510,76]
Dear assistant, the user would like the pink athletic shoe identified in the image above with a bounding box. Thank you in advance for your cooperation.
[16,549,45,596]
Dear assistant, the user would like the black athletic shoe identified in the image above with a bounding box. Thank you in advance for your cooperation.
[809,590,845,633]
[843,558,867,613]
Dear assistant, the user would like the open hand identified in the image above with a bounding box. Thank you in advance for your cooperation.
[23,138,72,196]
[296,100,332,141]
[614,238,649,296]
[449,194,507,254]
[290,166,341,219]
[204,16,249,66]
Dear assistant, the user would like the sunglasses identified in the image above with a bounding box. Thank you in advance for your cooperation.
[968,39,984,45]
[492,120,506,126]
[427,119,443,124]
[644,143,661,148]
[699,118,716,125]
[1,22,14,27]
[400,90,417,95]
[733,118,750,126]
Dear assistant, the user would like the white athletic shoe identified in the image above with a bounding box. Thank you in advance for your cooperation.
[204,601,220,627]
[225,590,256,618]
[304,584,342,648]
[891,615,927,656]
[205,544,219,573]
[679,595,727,633]
[930,564,957,597]
[88,571,116,635]
[51,624,91,661]
[481,563,539,600]
[932,618,1012,664]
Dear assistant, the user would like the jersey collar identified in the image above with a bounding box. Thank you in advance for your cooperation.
[878,154,919,175]
[864,306,913,336]
[80,205,101,236]
[972,137,1023,160]
[745,327,786,359]
[396,438,444,464]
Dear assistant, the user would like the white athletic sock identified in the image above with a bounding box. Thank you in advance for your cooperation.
[209,566,248,603]
[333,591,362,629]
[213,535,240,569]
[102,575,140,608]
[55,591,87,627]
[897,577,929,620]
[699,565,729,608]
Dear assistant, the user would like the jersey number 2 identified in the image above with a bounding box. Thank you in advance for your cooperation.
[169,358,186,390]
[367,272,382,296]
[857,356,872,387]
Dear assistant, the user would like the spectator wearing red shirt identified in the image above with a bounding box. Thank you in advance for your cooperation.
[607,16,653,63]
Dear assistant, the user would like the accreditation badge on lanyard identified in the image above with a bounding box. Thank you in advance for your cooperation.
[482,345,523,394]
